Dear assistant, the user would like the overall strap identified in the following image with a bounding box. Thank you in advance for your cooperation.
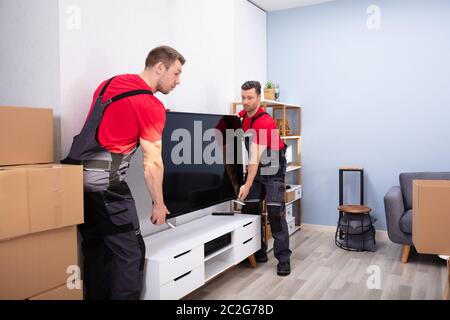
[104,90,153,106]
[99,76,117,97]
[250,111,269,128]
[240,111,269,128]
[99,76,153,105]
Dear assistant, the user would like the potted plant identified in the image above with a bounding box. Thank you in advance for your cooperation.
[264,81,276,100]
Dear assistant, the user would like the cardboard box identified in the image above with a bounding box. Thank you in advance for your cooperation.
[413,180,450,256]
[0,226,79,300]
[0,164,83,241]
[0,106,53,166]
[285,184,302,203]
[29,282,83,300]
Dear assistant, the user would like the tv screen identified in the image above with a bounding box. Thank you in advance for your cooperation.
[162,112,244,218]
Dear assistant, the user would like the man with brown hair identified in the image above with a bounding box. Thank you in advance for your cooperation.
[63,45,185,299]
[238,80,292,276]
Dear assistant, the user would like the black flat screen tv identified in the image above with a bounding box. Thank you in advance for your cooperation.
[162,111,244,218]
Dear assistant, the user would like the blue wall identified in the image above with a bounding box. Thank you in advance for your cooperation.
[268,0,450,229]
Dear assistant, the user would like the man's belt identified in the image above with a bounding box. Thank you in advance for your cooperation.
[82,160,112,171]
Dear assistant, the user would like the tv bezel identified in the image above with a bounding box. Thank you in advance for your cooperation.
[162,111,244,218]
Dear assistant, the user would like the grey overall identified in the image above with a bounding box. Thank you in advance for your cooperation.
[62,76,152,299]
[240,112,292,263]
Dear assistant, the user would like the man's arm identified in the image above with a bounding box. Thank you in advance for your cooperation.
[238,142,267,200]
[140,137,169,225]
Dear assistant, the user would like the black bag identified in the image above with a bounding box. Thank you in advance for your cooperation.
[336,213,377,252]
[339,213,377,234]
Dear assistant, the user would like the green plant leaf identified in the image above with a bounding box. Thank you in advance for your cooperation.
[265,80,274,89]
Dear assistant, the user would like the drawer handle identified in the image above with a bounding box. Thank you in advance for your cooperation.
[174,250,191,259]
[174,271,192,282]
[243,222,253,228]
[243,237,253,245]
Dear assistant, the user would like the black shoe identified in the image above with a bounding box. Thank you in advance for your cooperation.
[255,254,268,263]
[277,261,291,276]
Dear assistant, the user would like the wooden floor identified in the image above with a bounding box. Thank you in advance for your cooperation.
[185,228,447,300]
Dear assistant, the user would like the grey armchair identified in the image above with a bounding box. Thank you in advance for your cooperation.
[384,172,450,263]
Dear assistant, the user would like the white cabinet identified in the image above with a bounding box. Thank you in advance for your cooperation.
[141,214,261,300]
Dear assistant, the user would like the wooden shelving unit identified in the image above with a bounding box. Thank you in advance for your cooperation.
[231,99,302,247]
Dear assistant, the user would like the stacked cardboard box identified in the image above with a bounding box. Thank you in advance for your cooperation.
[0,106,84,300]
[285,184,302,203]
[413,180,450,256]
[0,106,54,166]
[413,180,450,300]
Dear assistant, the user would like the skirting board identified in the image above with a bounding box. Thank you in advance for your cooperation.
[301,223,389,242]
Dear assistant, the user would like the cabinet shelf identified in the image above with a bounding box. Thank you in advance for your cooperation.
[286,198,301,206]
[281,135,301,140]
[205,257,233,282]
[287,164,302,172]
[204,244,233,262]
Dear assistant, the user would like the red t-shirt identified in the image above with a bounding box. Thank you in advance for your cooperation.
[86,74,166,154]
[238,107,285,150]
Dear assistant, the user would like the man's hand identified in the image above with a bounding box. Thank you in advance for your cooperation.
[151,203,170,225]
[238,184,251,201]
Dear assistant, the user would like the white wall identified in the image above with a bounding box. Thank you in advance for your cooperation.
[163,0,235,115]
[58,0,240,153]
[233,0,267,100]
[0,0,61,161]
[1,0,266,236]
[59,0,172,159]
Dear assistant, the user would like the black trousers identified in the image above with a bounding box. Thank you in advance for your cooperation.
[241,156,292,263]
[78,182,145,300]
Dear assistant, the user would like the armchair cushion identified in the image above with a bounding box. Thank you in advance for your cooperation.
[384,186,412,245]
[399,209,413,234]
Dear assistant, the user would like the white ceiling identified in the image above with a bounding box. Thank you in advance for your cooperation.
[250,0,336,12]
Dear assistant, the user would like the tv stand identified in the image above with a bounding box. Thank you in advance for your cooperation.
[141,214,261,300]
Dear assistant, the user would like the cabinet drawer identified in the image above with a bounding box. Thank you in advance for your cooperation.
[295,186,302,199]
[234,233,261,264]
[234,219,259,244]
[159,245,203,286]
[287,217,296,236]
[285,204,294,221]
[159,265,204,300]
